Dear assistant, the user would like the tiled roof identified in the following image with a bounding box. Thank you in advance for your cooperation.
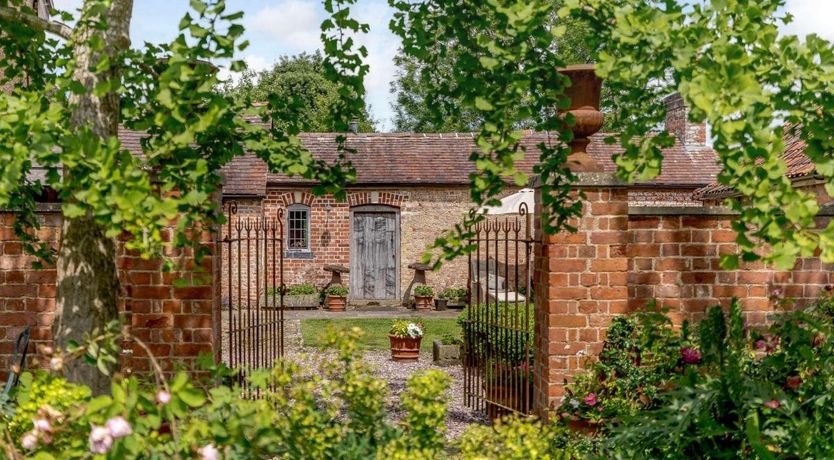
[115,129,721,197]
[694,126,813,199]
[262,132,720,190]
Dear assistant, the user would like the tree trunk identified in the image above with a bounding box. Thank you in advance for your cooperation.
[52,0,133,395]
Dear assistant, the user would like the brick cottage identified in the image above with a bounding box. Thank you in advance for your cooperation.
[217,94,720,306]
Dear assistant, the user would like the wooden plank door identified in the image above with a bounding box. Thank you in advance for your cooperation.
[351,211,398,300]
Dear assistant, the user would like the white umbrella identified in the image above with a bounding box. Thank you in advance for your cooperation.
[479,188,535,215]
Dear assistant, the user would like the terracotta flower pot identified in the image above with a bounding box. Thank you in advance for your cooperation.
[389,335,421,362]
[565,416,604,436]
[326,295,346,312]
[414,295,433,311]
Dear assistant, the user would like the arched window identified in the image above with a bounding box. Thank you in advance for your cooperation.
[287,204,310,252]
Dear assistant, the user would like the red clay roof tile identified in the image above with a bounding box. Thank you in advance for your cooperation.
[117,129,721,197]
[694,126,813,199]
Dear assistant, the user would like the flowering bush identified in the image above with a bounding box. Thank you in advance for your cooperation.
[559,307,683,424]
[0,326,458,459]
[601,299,834,458]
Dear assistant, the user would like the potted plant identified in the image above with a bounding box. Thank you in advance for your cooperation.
[324,285,348,312]
[413,284,434,311]
[440,288,467,309]
[432,333,462,365]
[282,284,319,309]
[389,319,423,362]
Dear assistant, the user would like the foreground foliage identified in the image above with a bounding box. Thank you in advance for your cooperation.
[0,328,451,459]
[557,297,834,459]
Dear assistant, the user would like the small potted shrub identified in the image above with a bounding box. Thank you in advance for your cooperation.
[284,284,319,309]
[440,288,467,309]
[432,333,462,365]
[413,284,434,311]
[324,285,348,312]
[389,319,423,362]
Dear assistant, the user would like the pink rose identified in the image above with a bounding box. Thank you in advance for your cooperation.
[199,443,220,460]
[33,418,51,433]
[764,399,781,409]
[89,425,113,454]
[156,390,172,405]
[20,431,38,450]
[584,392,597,407]
[106,416,132,439]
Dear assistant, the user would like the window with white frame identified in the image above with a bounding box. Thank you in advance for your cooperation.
[287,204,310,251]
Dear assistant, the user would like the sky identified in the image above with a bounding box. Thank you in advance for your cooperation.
[52,0,834,132]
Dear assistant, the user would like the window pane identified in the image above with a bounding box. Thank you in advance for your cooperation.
[288,208,309,250]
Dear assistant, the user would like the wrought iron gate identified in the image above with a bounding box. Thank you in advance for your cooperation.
[462,203,534,418]
[222,202,285,388]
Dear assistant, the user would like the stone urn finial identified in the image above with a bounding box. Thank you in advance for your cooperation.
[558,64,604,172]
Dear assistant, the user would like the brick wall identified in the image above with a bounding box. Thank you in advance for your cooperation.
[224,183,709,308]
[627,209,833,324]
[533,182,834,415]
[0,207,220,379]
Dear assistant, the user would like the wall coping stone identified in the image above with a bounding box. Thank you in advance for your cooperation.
[0,203,62,213]
[629,206,738,216]
[530,172,626,188]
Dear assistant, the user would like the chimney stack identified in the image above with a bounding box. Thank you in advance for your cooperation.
[348,119,359,134]
[664,93,708,147]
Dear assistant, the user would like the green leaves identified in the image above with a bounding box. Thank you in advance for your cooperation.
[390,0,581,266]
[568,0,834,270]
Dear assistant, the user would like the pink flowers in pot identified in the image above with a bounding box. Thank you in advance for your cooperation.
[680,347,701,365]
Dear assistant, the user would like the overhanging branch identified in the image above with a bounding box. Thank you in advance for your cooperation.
[0,5,73,40]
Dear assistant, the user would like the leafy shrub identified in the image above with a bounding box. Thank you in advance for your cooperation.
[286,283,318,296]
[390,319,424,338]
[5,372,91,451]
[325,284,348,297]
[440,288,467,303]
[458,303,535,366]
[457,416,575,460]
[599,299,834,459]
[1,327,456,459]
[440,333,462,345]
[559,307,682,424]
[413,284,435,297]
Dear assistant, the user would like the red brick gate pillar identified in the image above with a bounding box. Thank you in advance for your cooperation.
[533,173,629,416]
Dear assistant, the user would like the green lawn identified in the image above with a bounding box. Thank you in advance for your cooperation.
[300,317,461,351]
